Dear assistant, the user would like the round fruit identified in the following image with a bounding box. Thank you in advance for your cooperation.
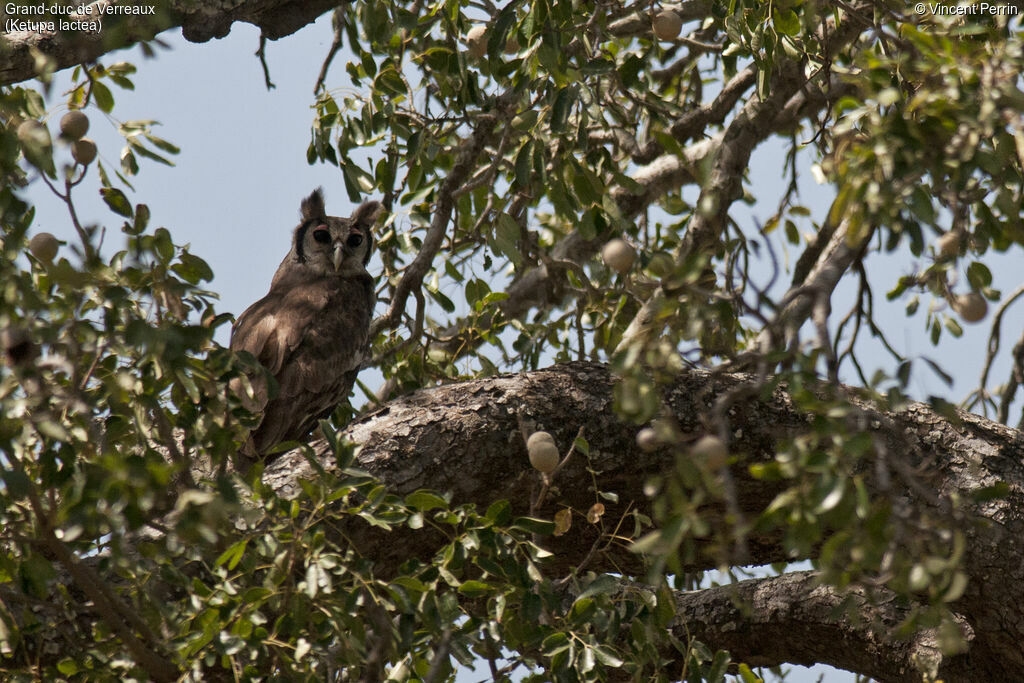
[602,238,636,274]
[17,119,51,148]
[465,25,488,59]
[527,432,559,473]
[59,110,89,140]
[952,292,987,323]
[526,430,556,450]
[691,435,728,469]
[936,232,960,258]
[636,427,660,452]
[28,232,59,263]
[71,138,97,166]
[652,9,682,41]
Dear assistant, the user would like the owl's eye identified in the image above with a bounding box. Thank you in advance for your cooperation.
[313,226,331,244]
[346,234,363,248]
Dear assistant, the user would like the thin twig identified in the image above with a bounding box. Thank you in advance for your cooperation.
[314,8,345,94]
[531,426,585,515]
[254,33,275,90]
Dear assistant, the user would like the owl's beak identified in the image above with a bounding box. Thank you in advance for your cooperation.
[332,242,345,271]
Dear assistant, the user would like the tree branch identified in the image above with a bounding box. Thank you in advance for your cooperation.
[669,570,976,682]
[615,6,870,352]
[0,0,343,87]
[369,89,521,339]
[9,362,1024,676]
[258,361,1024,675]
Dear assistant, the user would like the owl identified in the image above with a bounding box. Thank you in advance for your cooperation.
[230,188,384,459]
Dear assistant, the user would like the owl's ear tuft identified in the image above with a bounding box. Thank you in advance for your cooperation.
[300,188,326,221]
[351,200,385,229]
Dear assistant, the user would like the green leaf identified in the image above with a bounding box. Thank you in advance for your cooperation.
[541,632,569,656]
[814,477,846,514]
[457,580,493,597]
[405,490,448,511]
[216,539,249,570]
[128,138,174,166]
[551,86,576,133]
[100,187,133,217]
[92,81,114,112]
[485,499,511,524]
[568,596,596,622]
[773,8,800,36]
[593,645,625,667]
[708,649,730,683]
[426,287,455,313]
[36,419,69,442]
[514,140,533,189]
[56,659,78,675]
[966,261,993,290]
[577,574,618,600]
[144,133,180,155]
[153,227,174,262]
[172,252,214,284]
[942,571,968,602]
[737,663,763,683]
[491,213,522,267]
[374,67,407,97]
[129,203,150,235]
[511,517,556,535]
[971,481,1009,502]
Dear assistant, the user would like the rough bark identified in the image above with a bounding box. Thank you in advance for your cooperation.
[670,571,977,682]
[262,361,1024,679]
[6,361,1023,678]
[0,0,343,87]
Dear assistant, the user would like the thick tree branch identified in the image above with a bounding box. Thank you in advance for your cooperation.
[0,0,342,87]
[615,4,870,351]
[10,361,1024,677]
[670,570,976,682]
[754,215,869,353]
[605,1,715,38]
[258,361,1024,674]
[632,66,757,165]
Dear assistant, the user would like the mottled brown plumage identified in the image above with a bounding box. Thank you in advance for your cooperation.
[231,189,383,459]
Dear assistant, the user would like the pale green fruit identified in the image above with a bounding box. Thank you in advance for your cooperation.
[602,238,636,274]
[466,25,488,58]
[17,119,51,148]
[635,427,660,452]
[71,138,97,165]
[952,292,987,323]
[652,10,682,41]
[526,430,556,450]
[28,232,59,262]
[527,431,559,473]
[59,110,89,141]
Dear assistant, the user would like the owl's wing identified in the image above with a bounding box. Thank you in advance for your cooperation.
[231,288,320,375]
[229,280,331,413]
[271,280,371,401]
[230,278,369,400]
[231,277,372,455]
